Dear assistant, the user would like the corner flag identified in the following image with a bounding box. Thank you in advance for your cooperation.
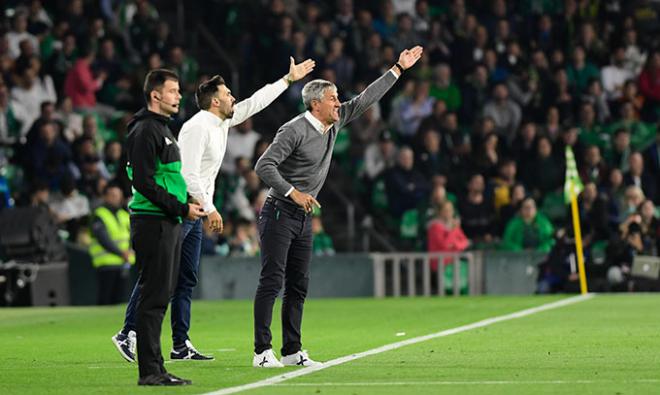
[565,146,588,294]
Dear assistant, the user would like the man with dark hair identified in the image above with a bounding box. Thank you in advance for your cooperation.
[253,46,423,368]
[171,57,315,360]
[112,68,205,386]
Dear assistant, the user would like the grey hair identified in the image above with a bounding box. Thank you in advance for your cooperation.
[301,79,336,110]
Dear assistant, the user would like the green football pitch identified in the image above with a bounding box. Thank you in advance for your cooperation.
[1,294,659,395]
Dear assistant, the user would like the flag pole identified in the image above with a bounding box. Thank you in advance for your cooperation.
[569,180,588,294]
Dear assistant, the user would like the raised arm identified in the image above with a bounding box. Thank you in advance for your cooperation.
[338,46,423,128]
[229,57,315,127]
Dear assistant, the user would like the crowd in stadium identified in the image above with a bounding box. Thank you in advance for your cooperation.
[0,0,658,290]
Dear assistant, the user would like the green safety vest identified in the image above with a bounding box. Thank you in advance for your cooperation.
[89,206,134,268]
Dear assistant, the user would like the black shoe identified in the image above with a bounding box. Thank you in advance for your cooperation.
[137,373,192,386]
[170,340,214,361]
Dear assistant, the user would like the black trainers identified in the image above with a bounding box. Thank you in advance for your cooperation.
[170,339,214,361]
[137,372,192,386]
[111,330,136,363]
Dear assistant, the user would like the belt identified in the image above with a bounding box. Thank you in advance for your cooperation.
[265,196,308,215]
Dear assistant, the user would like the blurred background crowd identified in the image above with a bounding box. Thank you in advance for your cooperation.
[0,0,658,291]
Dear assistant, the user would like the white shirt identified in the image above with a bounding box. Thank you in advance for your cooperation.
[601,65,633,100]
[179,79,288,214]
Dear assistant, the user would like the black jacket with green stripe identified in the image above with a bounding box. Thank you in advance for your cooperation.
[125,108,189,222]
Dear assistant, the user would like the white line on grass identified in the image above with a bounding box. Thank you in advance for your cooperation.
[202,294,594,395]
[273,379,660,386]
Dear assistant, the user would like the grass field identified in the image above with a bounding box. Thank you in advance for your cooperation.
[1,294,659,395]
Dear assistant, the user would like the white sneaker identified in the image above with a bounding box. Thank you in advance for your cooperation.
[111,330,136,363]
[280,350,322,367]
[253,349,284,368]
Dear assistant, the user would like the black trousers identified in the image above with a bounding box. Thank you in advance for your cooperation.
[96,266,129,305]
[131,216,182,378]
[254,197,312,356]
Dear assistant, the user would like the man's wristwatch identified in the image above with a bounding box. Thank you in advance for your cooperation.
[394,62,405,74]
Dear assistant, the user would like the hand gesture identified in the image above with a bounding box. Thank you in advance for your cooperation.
[287,57,316,82]
[397,46,424,70]
[207,210,224,234]
[186,203,206,221]
[290,189,321,213]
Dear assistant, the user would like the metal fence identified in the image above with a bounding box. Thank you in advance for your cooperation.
[371,252,484,297]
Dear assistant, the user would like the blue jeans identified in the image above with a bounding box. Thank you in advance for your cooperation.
[123,218,203,345]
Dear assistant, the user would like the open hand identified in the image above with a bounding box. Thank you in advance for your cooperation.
[397,46,424,70]
[287,57,316,82]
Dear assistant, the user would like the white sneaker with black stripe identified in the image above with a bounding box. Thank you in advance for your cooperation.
[111,330,136,363]
[252,349,284,368]
[170,340,214,361]
[280,350,322,367]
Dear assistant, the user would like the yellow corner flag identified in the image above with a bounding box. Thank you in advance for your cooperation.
[564,146,588,294]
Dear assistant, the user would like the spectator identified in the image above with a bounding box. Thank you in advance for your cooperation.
[0,76,26,142]
[63,46,108,112]
[427,200,469,256]
[312,215,335,256]
[576,181,610,251]
[429,63,461,112]
[623,152,657,204]
[6,12,39,60]
[49,175,90,241]
[24,120,73,190]
[638,51,660,120]
[363,129,398,181]
[89,183,134,305]
[501,197,555,252]
[498,183,526,235]
[482,83,522,144]
[460,64,489,122]
[10,56,57,137]
[458,173,496,243]
[638,199,659,255]
[228,218,259,257]
[602,46,635,101]
[530,135,562,199]
[491,159,518,213]
[643,127,660,178]
[384,146,430,217]
[55,97,83,142]
[398,80,434,141]
[415,129,449,179]
[225,118,262,175]
[580,145,608,185]
[471,132,500,178]
[606,128,632,172]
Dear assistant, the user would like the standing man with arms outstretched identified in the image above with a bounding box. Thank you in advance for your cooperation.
[252,46,423,368]
[123,69,205,386]
[111,58,315,362]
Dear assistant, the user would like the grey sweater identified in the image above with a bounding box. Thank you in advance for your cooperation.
[256,71,398,200]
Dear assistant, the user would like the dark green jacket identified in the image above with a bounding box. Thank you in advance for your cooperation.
[126,108,188,221]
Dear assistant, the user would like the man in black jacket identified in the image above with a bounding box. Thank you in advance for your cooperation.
[118,69,205,386]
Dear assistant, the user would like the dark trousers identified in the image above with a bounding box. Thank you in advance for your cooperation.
[254,197,312,356]
[96,266,130,305]
[131,217,182,379]
[123,219,202,345]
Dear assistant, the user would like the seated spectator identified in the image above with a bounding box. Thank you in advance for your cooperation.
[49,175,90,241]
[384,146,430,218]
[643,127,660,177]
[575,182,610,252]
[602,46,634,101]
[605,128,632,171]
[362,130,397,181]
[460,64,489,122]
[471,132,500,178]
[482,82,521,144]
[638,51,660,121]
[398,80,434,142]
[429,63,461,112]
[10,56,57,137]
[577,101,607,151]
[566,46,600,98]
[501,197,555,252]
[605,216,646,291]
[638,199,659,255]
[427,200,469,267]
[6,12,39,59]
[415,129,449,179]
[0,76,26,142]
[24,121,73,190]
[458,173,496,243]
[511,121,538,187]
[228,218,259,257]
[606,101,653,150]
[225,118,262,175]
[312,215,335,256]
[498,183,526,235]
[491,159,517,213]
[623,152,657,204]
[579,145,608,185]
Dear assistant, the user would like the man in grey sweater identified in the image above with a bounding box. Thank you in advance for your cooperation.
[252,45,423,368]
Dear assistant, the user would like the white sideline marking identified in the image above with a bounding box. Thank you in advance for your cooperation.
[273,379,660,386]
[202,294,594,395]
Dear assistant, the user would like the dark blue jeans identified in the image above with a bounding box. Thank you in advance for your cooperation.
[254,197,312,356]
[123,218,203,345]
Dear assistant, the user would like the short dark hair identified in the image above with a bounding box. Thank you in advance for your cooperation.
[103,182,123,196]
[143,69,179,104]
[195,75,226,110]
